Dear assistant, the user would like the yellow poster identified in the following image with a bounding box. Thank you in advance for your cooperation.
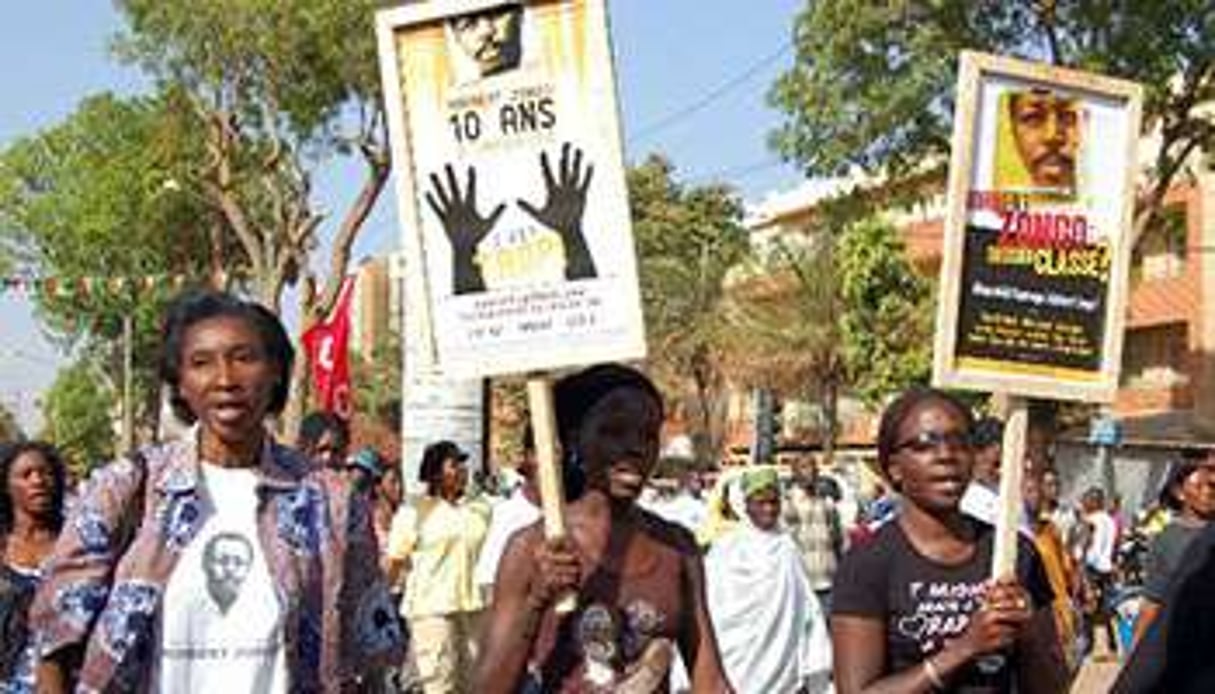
[377,0,646,377]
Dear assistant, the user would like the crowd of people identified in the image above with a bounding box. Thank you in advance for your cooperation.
[4,289,1215,692]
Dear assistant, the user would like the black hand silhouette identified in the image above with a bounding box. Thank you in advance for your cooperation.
[425,164,504,294]
[518,142,597,280]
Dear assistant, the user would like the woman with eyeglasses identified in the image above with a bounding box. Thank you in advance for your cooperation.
[831,387,1068,693]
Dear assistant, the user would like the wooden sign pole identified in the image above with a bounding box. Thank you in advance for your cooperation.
[526,375,577,614]
[989,392,1029,578]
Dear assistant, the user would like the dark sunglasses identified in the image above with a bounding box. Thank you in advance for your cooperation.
[894,430,971,454]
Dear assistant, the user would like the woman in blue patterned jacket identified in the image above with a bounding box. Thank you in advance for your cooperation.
[31,289,404,693]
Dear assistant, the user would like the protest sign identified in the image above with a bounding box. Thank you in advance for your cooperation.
[376,0,646,379]
[377,0,644,611]
[933,51,1142,404]
[933,52,1142,578]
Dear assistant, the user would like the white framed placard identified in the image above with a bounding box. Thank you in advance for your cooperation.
[933,51,1143,403]
[376,0,646,378]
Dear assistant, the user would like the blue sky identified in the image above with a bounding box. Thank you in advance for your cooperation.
[0,0,807,433]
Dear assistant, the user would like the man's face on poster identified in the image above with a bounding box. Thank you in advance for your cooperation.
[1008,89,1081,190]
[203,533,253,614]
[451,5,523,77]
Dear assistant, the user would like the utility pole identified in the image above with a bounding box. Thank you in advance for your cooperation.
[121,314,134,451]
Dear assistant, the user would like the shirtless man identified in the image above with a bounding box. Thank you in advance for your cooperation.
[475,364,733,693]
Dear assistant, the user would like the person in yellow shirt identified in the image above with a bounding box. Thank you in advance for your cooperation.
[386,441,491,694]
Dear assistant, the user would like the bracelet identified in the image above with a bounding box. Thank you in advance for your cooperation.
[923,657,945,690]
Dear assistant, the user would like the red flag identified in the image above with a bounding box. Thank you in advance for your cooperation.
[301,277,355,420]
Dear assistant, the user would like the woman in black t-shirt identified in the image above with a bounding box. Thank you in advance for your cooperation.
[831,387,1068,693]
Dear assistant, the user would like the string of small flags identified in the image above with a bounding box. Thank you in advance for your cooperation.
[0,273,190,300]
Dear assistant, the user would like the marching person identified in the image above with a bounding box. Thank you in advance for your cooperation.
[31,289,403,692]
[707,467,831,693]
[385,440,490,694]
[475,364,732,692]
[0,441,68,692]
[1132,456,1215,646]
[831,386,1067,694]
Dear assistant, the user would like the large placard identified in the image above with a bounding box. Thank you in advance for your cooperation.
[376,0,646,378]
[933,52,1143,402]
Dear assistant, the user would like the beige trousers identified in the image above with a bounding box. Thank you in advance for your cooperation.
[409,610,483,694]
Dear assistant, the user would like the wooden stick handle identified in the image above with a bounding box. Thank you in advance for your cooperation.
[527,376,577,614]
[990,393,1028,579]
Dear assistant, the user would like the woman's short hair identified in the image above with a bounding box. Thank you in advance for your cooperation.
[876,386,974,473]
[553,363,663,451]
[159,289,294,424]
[0,440,68,534]
[418,440,469,495]
[298,411,350,454]
[1159,460,1203,511]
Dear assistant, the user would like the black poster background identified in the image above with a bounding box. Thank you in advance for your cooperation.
[954,225,1107,373]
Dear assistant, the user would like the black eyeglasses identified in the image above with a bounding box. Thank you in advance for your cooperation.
[893,430,971,454]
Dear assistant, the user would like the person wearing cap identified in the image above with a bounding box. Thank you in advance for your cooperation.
[475,363,732,692]
[385,440,490,694]
[347,446,386,492]
[706,467,831,693]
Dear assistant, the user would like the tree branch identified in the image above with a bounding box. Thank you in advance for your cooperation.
[314,127,391,318]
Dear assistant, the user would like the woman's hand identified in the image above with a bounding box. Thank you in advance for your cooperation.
[527,537,581,610]
[951,578,1033,658]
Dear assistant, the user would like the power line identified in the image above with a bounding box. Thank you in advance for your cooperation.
[686,157,788,185]
[628,41,793,145]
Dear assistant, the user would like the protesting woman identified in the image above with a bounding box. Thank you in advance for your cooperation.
[706,467,831,693]
[831,387,1067,694]
[476,363,732,692]
[384,439,491,694]
[31,289,403,692]
[1132,456,1215,646]
[1,441,67,692]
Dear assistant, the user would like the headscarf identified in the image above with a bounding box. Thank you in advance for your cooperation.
[741,468,779,500]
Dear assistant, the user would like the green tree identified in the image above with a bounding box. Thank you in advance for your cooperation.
[113,0,389,432]
[352,330,403,428]
[41,362,116,477]
[719,234,847,462]
[838,217,932,406]
[0,93,212,436]
[769,1,1214,232]
[629,155,749,464]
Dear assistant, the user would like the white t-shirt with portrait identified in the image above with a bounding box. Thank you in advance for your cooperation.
[157,462,287,693]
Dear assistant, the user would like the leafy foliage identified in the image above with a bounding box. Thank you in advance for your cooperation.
[0,93,212,431]
[629,155,749,462]
[770,1,1215,226]
[837,217,932,405]
[40,362,116,477]
[114,0,392,435]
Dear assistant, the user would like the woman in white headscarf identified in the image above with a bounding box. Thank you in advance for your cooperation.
[706,467,832,693]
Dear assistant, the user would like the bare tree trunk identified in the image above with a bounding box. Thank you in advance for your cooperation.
[821,377,839,466]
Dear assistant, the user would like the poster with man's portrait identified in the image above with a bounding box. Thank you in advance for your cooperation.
[933,52,1142,402]
[376,0,646,377]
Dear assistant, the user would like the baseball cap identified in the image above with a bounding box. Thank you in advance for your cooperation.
[419,440,470,483]
[348,446,386,479]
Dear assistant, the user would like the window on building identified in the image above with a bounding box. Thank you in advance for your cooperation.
[1130,204,1187,282]
[1121,322,1189,387]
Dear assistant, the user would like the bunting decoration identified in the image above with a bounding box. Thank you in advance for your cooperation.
[0,272,189,300]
